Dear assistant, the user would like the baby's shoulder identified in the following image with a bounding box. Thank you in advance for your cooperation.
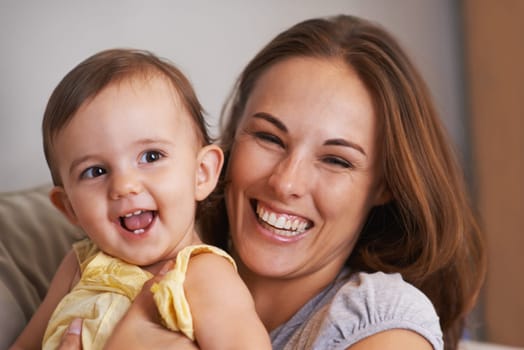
[179,244,236,272]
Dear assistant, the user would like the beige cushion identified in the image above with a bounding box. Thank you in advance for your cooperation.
[0,184,84,347]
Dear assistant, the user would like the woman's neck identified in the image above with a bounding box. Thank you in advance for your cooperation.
[239,263,345,332]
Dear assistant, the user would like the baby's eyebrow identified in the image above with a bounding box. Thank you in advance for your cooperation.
[252,112,287,132]
[69,155,94,176]
[324,138,366,157]
[134,138,174,147]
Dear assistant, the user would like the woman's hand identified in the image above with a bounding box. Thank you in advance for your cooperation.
[103,261,199,350]
[57,318,82,350]
[57,261,199,350]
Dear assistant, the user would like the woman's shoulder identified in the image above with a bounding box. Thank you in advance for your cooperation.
[274,270,443,350]
[338,270,435,313]
[325,271,444,349]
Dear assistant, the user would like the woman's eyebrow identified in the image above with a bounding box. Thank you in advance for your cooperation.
[252,112,287,132]
[252,112,366,156]
[324,138,367,157]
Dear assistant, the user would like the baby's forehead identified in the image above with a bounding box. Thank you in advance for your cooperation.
[53,76,201,144]
[113,72,181,98]
[98,74,206,142]
[93,72,187,112]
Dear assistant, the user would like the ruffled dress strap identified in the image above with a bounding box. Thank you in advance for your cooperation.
[73,239,153,299]
[43,239,153,350]
[151,244,236,340]
[72,238,100,270]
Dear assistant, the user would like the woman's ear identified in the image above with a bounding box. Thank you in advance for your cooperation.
[194,144,224,201]
[373,181,392,206]
[49,186,79,225]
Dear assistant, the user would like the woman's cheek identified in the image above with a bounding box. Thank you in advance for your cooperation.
[230,140,276,180]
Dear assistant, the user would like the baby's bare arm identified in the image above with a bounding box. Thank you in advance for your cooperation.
[10,249,79,350]
[185,254,271,350]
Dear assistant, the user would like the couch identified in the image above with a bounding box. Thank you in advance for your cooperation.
[0,184,84,348]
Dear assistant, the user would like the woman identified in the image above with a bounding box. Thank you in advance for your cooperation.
[59,14,485,350]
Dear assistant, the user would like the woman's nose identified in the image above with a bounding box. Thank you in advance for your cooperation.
[109,170,143,200]
[267,155,310,199]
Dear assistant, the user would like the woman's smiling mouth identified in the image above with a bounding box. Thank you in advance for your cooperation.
[255,202,312,237]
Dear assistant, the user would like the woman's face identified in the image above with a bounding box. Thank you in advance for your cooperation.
[225,57,388,281]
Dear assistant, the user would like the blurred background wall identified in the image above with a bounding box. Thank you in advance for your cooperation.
[463,0,523,347]
[0,0,521,347]
[0,0,468,191]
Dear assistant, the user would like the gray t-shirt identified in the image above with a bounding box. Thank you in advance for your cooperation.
[270,270,443,350]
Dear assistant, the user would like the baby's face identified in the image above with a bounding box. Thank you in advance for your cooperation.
[51,76,204,267]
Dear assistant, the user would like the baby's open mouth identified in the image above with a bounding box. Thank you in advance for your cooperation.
[119,210,157,234]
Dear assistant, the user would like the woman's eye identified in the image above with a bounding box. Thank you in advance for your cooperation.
[253,131,284,147]
[140,150,163,163]
[80,166,106,179]
[322,156,353,169]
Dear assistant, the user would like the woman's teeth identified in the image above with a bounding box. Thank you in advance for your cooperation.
[256,204,310,236]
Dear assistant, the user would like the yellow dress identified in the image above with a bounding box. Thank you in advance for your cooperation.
[42,239,235,350]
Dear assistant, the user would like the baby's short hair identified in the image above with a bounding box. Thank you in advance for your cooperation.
[42,48,209,185]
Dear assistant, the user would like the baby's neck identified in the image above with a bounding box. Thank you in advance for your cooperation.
[140,233,202,275]
[142,259,173,275]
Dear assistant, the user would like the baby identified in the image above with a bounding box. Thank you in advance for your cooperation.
[11,49,270,350]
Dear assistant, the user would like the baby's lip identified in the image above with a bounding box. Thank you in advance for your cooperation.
[119,209,157,234]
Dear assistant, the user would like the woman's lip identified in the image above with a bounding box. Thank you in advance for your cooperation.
[250,199,313,243]
[254,200,313,227]
[250,199,312,222]
[254,216,309,243]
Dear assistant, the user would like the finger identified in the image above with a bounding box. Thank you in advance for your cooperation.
[58,318,82,350]
[158,259,175,276]
[128,261,174,323]
[138,259,174,295]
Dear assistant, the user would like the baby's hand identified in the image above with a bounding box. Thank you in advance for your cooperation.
[58,318,82,350]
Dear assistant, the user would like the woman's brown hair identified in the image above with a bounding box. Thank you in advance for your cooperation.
[200,15,485,350]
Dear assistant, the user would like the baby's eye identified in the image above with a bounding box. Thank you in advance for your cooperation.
[322,156,353,169]
[139,150,163,163]
[253,131,284,148]
[80,166,106,179]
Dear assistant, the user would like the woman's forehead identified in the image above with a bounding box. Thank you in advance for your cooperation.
[243,57,377,143]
